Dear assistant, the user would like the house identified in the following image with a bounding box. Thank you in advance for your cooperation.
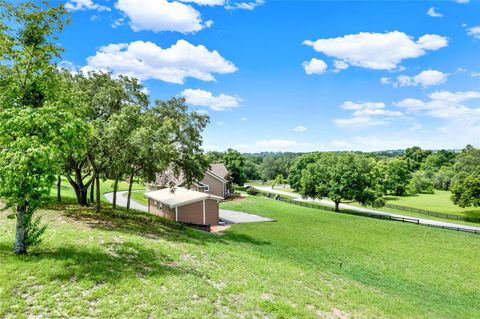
[147,163,229,199]
[145,187,223,226]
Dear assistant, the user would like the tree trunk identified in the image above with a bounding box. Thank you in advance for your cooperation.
[112,177,119,210]
[335,201,340,212]
[95,175,101,213]
[126,172,135,211]
[90,176,95,206]
[57,176,61,203]
[14,204,27,255]
[66,168,91,207]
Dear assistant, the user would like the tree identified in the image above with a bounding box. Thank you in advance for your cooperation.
[450,147,480,207]
[408,171,434,194]
[385,158,411,196]
[405,146,432,171]
[0,2,86,253]
[287,153,320,192]
[420,150,456,172]
[223,149,247,186]
[299,153,384,212]
[63,72,148,208]
[432,166,454,191]
[274,174,286,188]
[124,98,210,210]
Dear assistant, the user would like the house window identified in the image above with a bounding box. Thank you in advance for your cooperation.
[204,184,209,192]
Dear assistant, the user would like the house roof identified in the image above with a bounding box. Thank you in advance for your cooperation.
[151,163,229,187]
[145,187,223,209]
[209,163,229,179]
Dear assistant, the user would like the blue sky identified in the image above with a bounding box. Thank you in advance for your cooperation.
[52,0,480,152]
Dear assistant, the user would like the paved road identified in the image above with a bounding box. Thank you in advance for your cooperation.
[103,191,274,224]
[250,186,480,233]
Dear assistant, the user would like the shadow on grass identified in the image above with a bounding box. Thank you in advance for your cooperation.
[0,241,201,283]
[43,202,271,247]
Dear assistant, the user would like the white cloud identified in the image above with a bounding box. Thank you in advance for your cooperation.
[467,26,480,39]
[303,58,327,75]
[65,0,110,11]
[226,0,265,10]
[293,126,307,132]
[382,70,448,88]
[333,59,349,71]
[111,18,124,28]
[427,7,442,17]
[181,89,242,111]
[115,0,211,33]
[455,0,469,3]
[303,31,448,70]
[217,121,225,125]
[253,139,315,151]
[180,0,225,5]
[331,139,352,149]
[336,101,402,128]
[241,117,248,121]
[82,40,237,84]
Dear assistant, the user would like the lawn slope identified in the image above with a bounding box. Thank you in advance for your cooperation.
[1,196,479,318]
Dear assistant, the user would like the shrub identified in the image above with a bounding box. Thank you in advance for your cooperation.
[235,186,247,192]
[246,187,259,196]
[408,171,434,194]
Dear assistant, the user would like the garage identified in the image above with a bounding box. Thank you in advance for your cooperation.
[145,187,223,226]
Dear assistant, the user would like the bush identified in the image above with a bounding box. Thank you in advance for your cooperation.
[235,186,247,192]
[408,171,434,194]
[246,187,259,195]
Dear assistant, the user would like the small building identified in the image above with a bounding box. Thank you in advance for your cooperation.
[147,163,229,199]
[145,187,223,226]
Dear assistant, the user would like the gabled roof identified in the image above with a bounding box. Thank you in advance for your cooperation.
[209,163,229,179]
[145,187,223,208]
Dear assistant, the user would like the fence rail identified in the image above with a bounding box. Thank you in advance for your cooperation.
[384,203,480,223]
[255,190,480,235]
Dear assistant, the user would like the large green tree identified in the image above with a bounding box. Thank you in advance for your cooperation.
[0,2,86,254]
[223,149,247,186]
[299,153,385,212]
[385,158,411,196]
[450,147,480,207]
[287,152,321,192]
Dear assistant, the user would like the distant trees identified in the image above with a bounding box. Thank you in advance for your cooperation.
[408,171,434,194]
[299,153,385,212]
[405,146,432,171]
[450,147,480,208]
[223,149,247,186]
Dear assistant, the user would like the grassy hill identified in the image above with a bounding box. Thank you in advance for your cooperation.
[1,196,479,318]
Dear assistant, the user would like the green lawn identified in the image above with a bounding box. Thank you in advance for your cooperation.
[1,195,479,318]
[386,190,480,218]
[130,190,148,206]
[50,177,145,204]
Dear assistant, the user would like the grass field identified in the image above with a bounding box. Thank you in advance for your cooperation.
[386,190,480,218]
[49,177,145,204]
[130,190,148,206]
[1,195,479,318]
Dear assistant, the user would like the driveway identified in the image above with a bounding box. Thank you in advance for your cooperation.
[103,191,274,224]
[249,185,480,233]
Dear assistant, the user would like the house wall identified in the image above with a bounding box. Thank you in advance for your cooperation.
[200,173,226,198]
[148,199,175,220]
[205,199,219,225]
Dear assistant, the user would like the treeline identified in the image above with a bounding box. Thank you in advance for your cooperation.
[210,145,479,210]
[0,2,209,254]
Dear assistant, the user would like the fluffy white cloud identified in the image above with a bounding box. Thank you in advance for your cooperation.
[115,0,211,33]
[336,101,402,128]
[333,59,349,71]
[181,89,242,111]
[467,26,480,39]
[82,40,237,84]
[241,117,248,121]
[427,7,442,17]
[394,90,480,119]
[455,0,469,3]
[226,0,265,10]
[382,70,447,88]
[65,0,110,11]
[293,126,307,132]
[180,0,225,5]
[303,31,448,70]
[303,58,327,75]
